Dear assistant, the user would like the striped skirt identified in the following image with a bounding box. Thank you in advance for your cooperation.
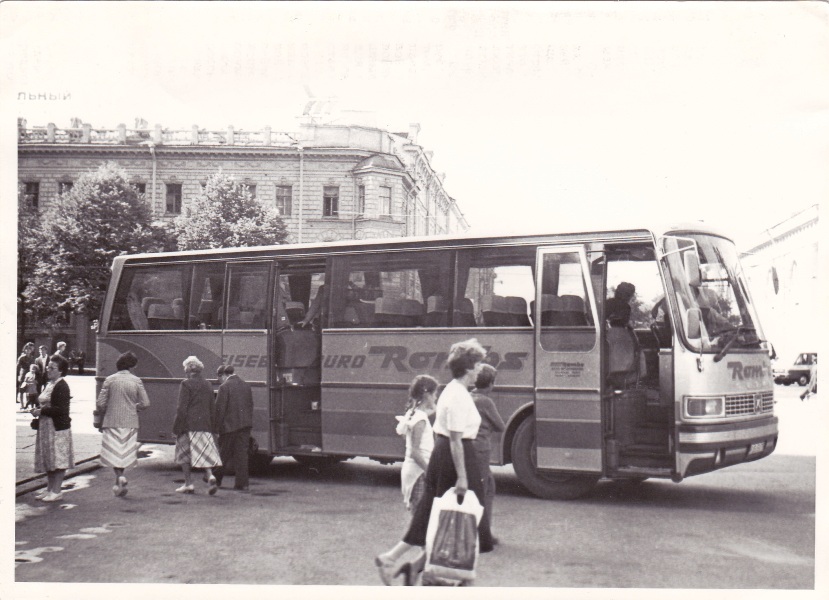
[175,431,222,468]
[34,417,75,473]
[100,428,139,469]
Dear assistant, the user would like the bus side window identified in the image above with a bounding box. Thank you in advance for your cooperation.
[455,246,536,328]
[109,265,190,331]
[190,263,225,330]
[226,265,269,329]
[330,251,452,329]
[538,251,596,352]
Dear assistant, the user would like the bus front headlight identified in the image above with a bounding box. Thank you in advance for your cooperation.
[685,396,725,418]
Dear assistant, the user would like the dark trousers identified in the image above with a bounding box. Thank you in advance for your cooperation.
[215,427,251,489]
[474,445,496,539]
[403,436,493,553]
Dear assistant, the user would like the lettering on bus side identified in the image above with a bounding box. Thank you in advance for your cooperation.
[222,355,269,368]
[320,346,528,373]
[727,361,766,380]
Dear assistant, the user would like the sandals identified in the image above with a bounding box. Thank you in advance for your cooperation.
[175,484,195,494]
[114,476,128,497]
[208,476,218,496]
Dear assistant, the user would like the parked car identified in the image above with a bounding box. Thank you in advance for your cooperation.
[773,352,817,386]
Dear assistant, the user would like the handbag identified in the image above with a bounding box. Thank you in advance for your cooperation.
[424,488,484,583]
[93,409,104,430]
[30,417,39,430]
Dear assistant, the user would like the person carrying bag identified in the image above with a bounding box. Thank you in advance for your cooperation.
[424,487,484,585]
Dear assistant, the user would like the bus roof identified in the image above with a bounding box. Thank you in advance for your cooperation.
[116,220,732,264]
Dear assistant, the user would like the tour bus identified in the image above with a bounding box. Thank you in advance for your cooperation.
[96,223,777,499]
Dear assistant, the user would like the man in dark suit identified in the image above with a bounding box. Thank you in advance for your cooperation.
[213,365,253,490]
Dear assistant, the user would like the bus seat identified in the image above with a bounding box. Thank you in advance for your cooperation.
[607,326,640,389]
[506,296,530,326]
[403,299,425,327]
[171,298,185,320]
[481,295,510,326]
[540,294,562,326]
[197,299,213,316]
[375,297,408,327]
[560,295,588,326]
[453,297,477,327]
[424,295,448,327]
[147,303,181,329]
[141,297,165,316]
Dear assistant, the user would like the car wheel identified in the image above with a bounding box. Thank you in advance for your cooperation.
[798,375,809,386]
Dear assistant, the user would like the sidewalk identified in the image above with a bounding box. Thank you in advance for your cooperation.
[15,375,103,494]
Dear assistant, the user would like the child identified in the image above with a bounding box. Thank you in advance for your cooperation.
[395,375,439,513]
[22,364,40,410]
[471,364,505,546]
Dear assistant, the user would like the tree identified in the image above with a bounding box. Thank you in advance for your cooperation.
[172,171,287,251]
[18,183,43,346]
[26,162,169,324]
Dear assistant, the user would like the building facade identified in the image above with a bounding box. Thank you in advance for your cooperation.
[740,204,820,365]
[18,118,469,359]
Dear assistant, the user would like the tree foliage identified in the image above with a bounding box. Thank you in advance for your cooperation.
[172,171,287,251]
[18,183,43,341]
[26,162,169,322]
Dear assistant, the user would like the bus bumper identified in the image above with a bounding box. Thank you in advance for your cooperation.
[675,416,778,479]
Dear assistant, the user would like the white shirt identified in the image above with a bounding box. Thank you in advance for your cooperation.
[433,379,481,440]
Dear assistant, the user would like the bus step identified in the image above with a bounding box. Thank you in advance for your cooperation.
[614,466,673,478]
[623,443,669,456]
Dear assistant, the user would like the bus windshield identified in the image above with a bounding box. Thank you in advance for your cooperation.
[661,233,766,355]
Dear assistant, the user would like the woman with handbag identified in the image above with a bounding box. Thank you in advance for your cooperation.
[31,354,74,502]
[375,338,493,585]
[96,351,151,497]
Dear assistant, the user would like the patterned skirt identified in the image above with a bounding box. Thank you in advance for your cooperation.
[100,428,139,469]
[175,431,222,468]
[34,417,75,472]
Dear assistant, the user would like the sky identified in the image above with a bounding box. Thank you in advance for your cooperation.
[2,2,828,251]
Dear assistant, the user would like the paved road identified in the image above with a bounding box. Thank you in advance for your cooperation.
[14,380,819,591]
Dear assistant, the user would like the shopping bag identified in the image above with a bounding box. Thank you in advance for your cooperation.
[424,488,484,583]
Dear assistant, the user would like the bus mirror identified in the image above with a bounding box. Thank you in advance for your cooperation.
[685,308,701,340]
[683,251,701,288]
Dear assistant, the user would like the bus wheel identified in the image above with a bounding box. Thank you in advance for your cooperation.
[511,418,598,500]
[292,455,345,469]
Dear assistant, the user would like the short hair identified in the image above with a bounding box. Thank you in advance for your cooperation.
[38,345,46,350]
[23,342,34,351]
[474,363,497,390]
[57,341,67,348]
[223,365,235,376]
[49,354,69,376]
[446,338,487,379]
[216,365,227,377]
[615,282,636,301]
[116,351,138,371]
[182,355,204,374]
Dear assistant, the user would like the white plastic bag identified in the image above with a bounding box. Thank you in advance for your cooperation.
[424,487,484,583]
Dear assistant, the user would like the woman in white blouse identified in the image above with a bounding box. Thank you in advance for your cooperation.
[375,338,492,585]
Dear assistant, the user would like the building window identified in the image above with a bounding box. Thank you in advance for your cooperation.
[23,182,40,210]
[276,185,292,216]
[245,184,257,199]
[134,182,147,197]
[357,185,366,216]
[166,183,182,214]
[323,186,339,217]
[379,185,392,217]
[59,181,74,195]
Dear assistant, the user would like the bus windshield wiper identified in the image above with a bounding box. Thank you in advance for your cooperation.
[713,326,756,362]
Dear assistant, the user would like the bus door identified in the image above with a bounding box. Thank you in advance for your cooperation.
[534,247,603,473]
[270,265,325,454]
[222,261,273,455]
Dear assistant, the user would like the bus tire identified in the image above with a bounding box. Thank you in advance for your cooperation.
[511,418,598,500]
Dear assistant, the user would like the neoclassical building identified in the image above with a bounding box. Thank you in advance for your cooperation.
[18,117,469,357]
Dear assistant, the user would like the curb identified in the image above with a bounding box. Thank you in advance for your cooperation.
[15,455,103,497]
